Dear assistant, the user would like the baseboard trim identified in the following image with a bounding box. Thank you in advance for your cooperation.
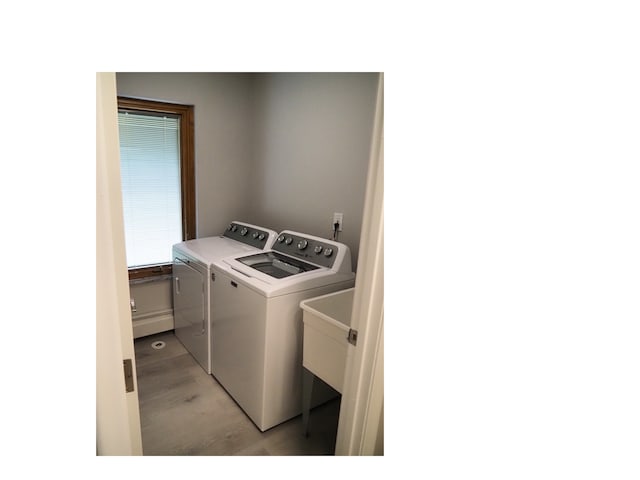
[132,311,174,339]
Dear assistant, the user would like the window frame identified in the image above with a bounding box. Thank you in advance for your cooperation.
[117,97,195,280]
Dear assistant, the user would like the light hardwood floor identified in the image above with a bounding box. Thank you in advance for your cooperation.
[134,331,340,455]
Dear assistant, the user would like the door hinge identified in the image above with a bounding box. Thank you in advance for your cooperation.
[347,328,358,346]
[123,359,135,393]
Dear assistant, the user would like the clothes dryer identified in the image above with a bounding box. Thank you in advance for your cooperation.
[172,221,277,374]
[210,230,355,431]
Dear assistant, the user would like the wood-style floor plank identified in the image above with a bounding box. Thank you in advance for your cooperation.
[134,331,340,456]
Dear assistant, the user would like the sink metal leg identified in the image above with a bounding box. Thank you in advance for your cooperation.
[302,367,314,437]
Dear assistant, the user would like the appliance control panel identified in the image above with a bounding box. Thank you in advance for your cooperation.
[223,222,271,249]
[273,232,339,269]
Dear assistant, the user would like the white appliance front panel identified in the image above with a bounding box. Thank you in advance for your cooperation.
[210,267,267,426]
[173,258,208,372]
[210,265,354,431]
[171,221,276,375]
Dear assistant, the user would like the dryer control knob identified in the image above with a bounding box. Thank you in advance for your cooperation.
[258,233,265,241]
[231,225,238,232]
[240,227,248,236]
[252,231,259,239]
[277,235,285,242]
[285,237,293,245]
[297,240,308,250]
[314,245,323,254]
[323,247,334,257]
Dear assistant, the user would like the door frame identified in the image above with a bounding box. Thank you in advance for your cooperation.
[96,72,143,455]
[335,73,384,455]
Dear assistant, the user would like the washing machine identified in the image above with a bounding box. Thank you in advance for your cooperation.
[172,221,277,374]
[210,230,355,431]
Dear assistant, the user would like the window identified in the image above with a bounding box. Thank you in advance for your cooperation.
[117,97,195,280]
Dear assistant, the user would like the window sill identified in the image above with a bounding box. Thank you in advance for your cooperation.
[128,264,172,281]
[129,274,172,285]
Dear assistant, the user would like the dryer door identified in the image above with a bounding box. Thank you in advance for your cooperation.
[173,257,209,373]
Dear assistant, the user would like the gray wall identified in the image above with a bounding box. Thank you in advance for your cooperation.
[115,72,379,269]
[250,73,379,268]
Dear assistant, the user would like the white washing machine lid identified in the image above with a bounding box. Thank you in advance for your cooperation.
[213,230,355,298]
[216,255,354,297]
[173,237,260,265]
[234,251,321,278]
[172,221,278,265]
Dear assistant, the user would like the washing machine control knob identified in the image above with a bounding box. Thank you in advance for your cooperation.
[277,235,285,242]
[285,237,293,245]
[314,245,323,254]
[323,247,334,257]
[252,231,259,239]
[240,227,248,236]
[231,224,238,232]
[297,240,308,250]
[258,233,265,241]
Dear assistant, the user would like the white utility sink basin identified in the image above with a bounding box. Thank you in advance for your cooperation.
[300,288,354,393]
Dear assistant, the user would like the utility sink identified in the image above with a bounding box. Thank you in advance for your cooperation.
[300,288,354,393]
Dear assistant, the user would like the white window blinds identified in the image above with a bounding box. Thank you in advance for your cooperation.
[118,111,183,268]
